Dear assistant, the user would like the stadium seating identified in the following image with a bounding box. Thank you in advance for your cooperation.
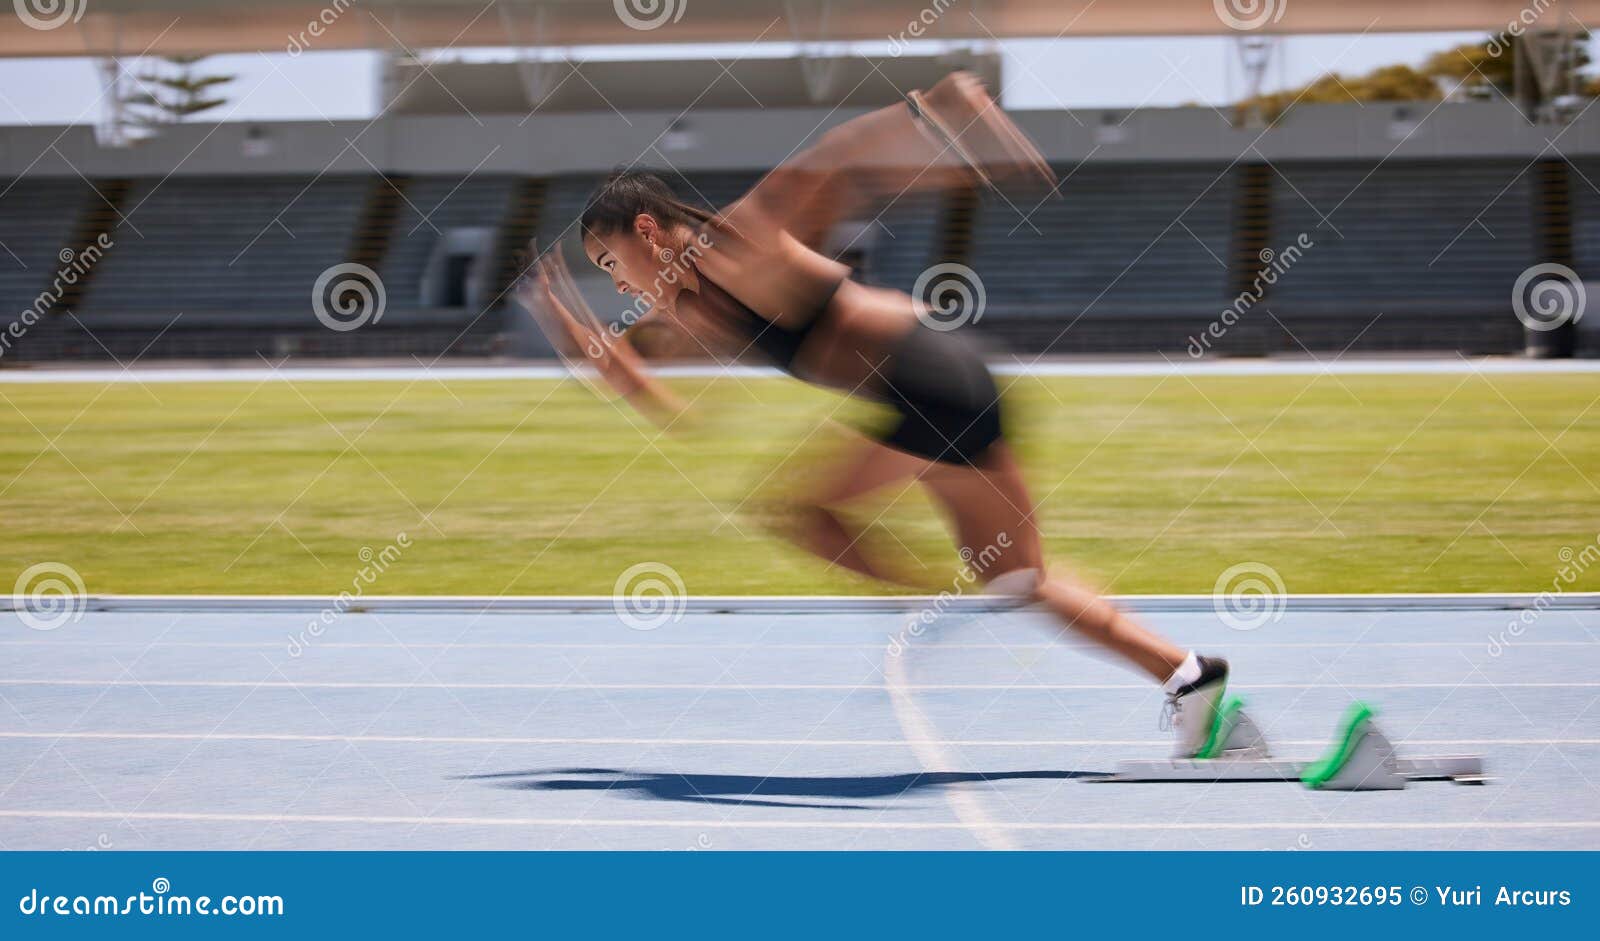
[0,156,1586,363]
[1573,160,1600,281]
[377,174,518,312]
[81,175,367,324]
[0,177,90,314]
[1265,160,1533,352]
[967,164,1234,352]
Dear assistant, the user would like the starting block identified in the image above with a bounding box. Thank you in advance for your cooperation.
[1099,699,1487,790]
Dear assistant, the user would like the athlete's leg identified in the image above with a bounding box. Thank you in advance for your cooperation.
[918,443,1187,683]
[759,431,936,589]
[723,72,1054,251]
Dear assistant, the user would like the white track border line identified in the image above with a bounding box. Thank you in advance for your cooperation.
[4,593,1598,614]
[3,732,1595,747]
[4,679,1596,690]
[7,640,1596,650]
[884,648,1015,849]
[5,359,1600,384]
[2,810,1597,832]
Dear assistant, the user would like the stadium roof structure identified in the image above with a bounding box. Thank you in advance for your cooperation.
[7,0,1599,58]
[385,51,1002,113]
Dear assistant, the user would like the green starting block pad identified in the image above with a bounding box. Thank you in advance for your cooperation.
[1099,699,1487,790]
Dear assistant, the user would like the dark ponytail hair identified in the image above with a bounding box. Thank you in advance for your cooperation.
[580,168,713,237]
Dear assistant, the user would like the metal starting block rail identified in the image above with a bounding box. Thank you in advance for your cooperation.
[1098,700,1488,791]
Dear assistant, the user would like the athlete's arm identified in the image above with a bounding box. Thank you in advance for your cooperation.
[516,265,688,430]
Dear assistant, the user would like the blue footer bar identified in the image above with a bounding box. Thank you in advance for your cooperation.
[2,851,1592,938]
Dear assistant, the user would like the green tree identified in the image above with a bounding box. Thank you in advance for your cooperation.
[1238,34,1597,124]
[1423,35,1592,106]
[1238,64,1442,125]
[1421,40,1515,97]
[123,56,235,127]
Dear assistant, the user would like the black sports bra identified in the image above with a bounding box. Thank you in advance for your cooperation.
[693,269,840,374]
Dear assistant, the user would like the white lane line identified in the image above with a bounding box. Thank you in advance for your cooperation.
[4,810,1598,832]
[4,679,1597,690]
[883,651,1014,850]
[7,591,1599,614]
[6,640,1596,650]
[5,358,1599,384]
[2,732,1594,747]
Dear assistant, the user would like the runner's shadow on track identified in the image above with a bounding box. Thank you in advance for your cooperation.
[458,768,1102,810]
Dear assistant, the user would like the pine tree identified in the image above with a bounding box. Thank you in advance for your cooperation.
[122,56,235,127]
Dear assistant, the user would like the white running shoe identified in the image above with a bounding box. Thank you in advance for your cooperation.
[1163,655,1230,758]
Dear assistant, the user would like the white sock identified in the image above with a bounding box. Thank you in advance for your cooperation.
[1162,651,1201,695]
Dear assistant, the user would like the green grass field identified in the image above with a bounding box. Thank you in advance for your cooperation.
[2,370,1597,596]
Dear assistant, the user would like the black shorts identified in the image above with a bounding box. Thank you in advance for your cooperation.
[875,322,1005,466]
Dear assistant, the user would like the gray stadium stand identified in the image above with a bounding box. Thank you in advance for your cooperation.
[0,156,1577,364]
[0,177,94,317]
[1572,160,1600,283]
[377,174,518,315]
[967,164,1234,353]
[859,191,943,293]
[1266,160,1534,353]
[81,175,367,325]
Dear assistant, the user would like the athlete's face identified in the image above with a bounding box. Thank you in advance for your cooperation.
[584,214,670,302]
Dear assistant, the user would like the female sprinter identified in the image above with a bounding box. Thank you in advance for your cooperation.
[519,72,1233,757]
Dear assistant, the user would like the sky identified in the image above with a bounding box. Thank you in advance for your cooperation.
[0,32,1590,127]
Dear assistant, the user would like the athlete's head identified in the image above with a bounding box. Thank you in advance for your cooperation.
[580,169,707,302]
